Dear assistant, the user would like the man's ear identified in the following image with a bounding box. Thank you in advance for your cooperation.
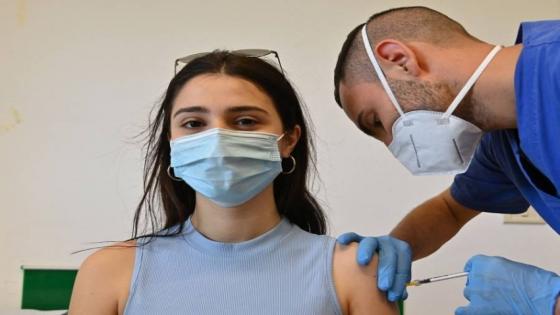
[375,39,422,78]
[280,125,301,158]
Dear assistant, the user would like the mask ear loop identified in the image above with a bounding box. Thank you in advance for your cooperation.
[276,132,296,174]
[167,166,183,182]
[440,45,502,123]
[361,25,408,124]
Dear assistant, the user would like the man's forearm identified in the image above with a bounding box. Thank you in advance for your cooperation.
[390,188,479,261]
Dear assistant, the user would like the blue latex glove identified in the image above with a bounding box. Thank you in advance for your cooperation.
[337,233,412,301]
[456,255,560,315]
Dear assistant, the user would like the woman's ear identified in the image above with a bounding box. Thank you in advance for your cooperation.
[375,39,422,77]
[279,125,301,158]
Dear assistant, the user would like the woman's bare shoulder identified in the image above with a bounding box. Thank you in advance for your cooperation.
[69,240,137,315]
[333,242,398,315]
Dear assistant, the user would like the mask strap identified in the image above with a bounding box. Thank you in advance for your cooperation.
[442,45,502,119]
[276,133,286,142]
[361,25,406,118]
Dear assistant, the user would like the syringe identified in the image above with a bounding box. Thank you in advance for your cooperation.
[407,271,468,287]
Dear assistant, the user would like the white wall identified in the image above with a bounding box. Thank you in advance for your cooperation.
[1,0,559,313]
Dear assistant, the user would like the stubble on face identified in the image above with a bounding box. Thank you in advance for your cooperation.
[388,78,488,129]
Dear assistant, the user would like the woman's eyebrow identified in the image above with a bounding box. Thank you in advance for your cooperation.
[173,106,209,118]
[226,105,269,115]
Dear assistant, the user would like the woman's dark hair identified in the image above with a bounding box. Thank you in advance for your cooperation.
[132,50,326,239]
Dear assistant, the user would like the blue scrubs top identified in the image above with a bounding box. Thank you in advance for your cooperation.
[451,20,560,234]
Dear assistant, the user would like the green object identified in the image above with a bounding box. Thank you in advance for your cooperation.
[21,266,78,310]
[398,300,404,315]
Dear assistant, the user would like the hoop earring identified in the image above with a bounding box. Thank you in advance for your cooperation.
[282,155,296,175]
[167,166,182,182]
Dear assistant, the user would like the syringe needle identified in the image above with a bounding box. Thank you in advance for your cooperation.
[407,271,468,287]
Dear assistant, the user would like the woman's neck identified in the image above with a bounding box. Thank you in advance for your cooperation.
[190,185,282,243]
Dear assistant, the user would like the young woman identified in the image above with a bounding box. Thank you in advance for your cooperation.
[69,50,397,315]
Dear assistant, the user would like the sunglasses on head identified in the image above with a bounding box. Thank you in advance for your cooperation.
[174,49,284,75]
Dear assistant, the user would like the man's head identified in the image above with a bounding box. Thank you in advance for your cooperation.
[334,6,484,145]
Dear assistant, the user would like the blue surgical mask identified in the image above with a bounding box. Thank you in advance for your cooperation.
[170,128,284,207]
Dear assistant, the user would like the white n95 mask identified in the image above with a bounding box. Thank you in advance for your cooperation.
[169,128,283,207]
[360,25,502,175]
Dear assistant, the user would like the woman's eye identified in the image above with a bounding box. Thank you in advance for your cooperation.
[183,120,204,128]
[236,118,257,126]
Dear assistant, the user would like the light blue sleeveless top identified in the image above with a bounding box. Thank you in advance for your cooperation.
[124,218,342,315]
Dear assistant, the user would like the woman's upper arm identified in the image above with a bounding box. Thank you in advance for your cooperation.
[333,243,399,315]
[69,241,136,315]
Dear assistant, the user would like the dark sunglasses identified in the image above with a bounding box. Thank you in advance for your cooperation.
[174,49,284,75]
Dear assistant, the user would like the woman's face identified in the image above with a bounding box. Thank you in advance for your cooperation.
[170,74,299,158]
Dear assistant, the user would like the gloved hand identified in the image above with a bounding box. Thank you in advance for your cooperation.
[456,255,560,315]
[337,233,412,301]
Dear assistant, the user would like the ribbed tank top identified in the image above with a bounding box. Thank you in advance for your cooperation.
[124,217,343,315]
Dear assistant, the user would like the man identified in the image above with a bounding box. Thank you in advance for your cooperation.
[333,6,560,315]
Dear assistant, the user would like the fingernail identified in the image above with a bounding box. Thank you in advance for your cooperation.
[357,254,370,265]
[402,291,408,300]
[388,292,400,302]
[379,279,390,290]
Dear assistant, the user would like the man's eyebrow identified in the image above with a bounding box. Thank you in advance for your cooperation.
[172,106,209,118]
[226,106,269,115]
[357,111,372,135]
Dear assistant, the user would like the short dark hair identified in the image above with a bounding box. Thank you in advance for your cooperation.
[334,6,476,106]
[134,50,327,240]
[333,23,365,106]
